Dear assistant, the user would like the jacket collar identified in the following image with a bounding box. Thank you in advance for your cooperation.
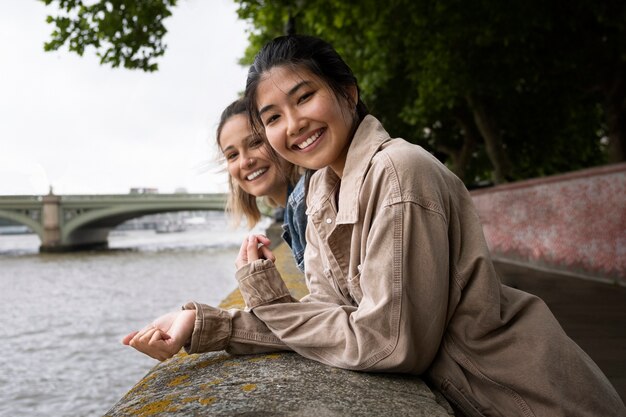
[307,115,391,224]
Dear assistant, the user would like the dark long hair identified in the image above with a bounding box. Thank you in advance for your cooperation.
[244,35,368,139]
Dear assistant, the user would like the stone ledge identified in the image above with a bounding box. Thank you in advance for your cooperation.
[104,350,453,416]
[105,240,453,416]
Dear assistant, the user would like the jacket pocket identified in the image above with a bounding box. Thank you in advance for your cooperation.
[347,272,363,305]
[444,336,536,417]
[440,378,486,417]
[323,268,355,306]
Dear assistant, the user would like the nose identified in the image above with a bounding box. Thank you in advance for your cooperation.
[287,109,306,137]
[239,153,254,170]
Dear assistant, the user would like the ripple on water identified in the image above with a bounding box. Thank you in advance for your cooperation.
[0,226,257,417]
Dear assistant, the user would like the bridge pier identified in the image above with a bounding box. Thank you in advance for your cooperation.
[41,192,62,252]
[39,192,110,252]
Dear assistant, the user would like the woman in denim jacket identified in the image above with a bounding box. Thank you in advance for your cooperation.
[216,98,306,269]
[122,98,308,350]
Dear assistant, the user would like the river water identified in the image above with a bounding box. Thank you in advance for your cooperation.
[0,215,269,417]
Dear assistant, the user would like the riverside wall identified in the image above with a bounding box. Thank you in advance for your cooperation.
[105,237,453,416]
[471,162,626,285]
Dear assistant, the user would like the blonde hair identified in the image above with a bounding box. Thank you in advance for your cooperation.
[217,98,301,229]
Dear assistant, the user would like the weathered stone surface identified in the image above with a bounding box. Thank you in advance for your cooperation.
[105,234,453,416]
[104,350,453,416]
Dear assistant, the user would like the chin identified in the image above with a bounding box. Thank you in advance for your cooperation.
[299,158,328,171]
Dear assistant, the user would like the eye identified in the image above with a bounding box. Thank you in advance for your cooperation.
[298,91,314,104]
[249,137,263,148]
[264,114,279,126]
[224,151,238,161]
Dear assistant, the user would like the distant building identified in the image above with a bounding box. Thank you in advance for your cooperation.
[129,187,158,194]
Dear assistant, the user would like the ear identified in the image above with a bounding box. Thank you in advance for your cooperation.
[346,84,359,107]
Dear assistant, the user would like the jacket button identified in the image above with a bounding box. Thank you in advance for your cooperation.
[326,218,332,224]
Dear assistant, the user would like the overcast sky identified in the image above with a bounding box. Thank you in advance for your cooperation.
[0,0,250,196]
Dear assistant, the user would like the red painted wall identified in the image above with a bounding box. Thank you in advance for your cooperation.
[471,163,626,285]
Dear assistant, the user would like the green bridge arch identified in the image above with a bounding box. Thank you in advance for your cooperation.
[0,193,229,252]
[0,209,44,238]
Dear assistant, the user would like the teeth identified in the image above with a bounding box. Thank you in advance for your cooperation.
[297,130,322,149]
[247,168,267,180]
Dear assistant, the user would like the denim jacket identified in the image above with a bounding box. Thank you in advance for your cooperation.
[281,175,307,272]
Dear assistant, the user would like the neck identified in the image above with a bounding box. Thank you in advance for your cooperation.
[270,183,288,207]
[331,113,362,178]
[330,138,351,178]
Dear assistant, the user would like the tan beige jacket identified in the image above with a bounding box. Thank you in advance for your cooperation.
[185,116,624,417]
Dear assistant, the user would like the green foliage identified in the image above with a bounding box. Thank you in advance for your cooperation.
[40,0,624,183]
[41,0,177,71]
[236,0,622,184]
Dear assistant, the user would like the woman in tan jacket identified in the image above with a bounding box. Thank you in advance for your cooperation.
[125,36,625,416]
[232,35,624,416]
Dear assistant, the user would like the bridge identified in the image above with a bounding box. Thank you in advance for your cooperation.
[0,191,227,252]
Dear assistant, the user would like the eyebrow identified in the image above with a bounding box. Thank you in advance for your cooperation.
[258,80,313,116]
[221,134,254,153]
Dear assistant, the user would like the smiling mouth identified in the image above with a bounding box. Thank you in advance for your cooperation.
[246,168,268,181]
[294,129,324,150]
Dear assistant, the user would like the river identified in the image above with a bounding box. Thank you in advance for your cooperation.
[0,215,269,417]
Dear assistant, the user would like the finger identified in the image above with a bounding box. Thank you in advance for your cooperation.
[133,327,159,346]
[255,234,271,247]
[236,238,249,266]
[148,332,179,361]
[258,245,275,262]
[235,238,250,269]
[149,329,166,345]
[246,235,259,262]
[122,331,139,345]
[134,323,157,338]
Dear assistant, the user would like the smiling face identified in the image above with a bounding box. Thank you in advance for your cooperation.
[256,66,357,177]
[219,113,288,206]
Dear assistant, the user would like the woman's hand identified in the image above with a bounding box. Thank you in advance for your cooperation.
[235,234,275,269]
[122,309,196,361]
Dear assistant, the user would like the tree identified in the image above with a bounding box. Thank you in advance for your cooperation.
[236,0,619,183]
[41,0,177,72]
[41,0,624,184]
[549,1,626,163]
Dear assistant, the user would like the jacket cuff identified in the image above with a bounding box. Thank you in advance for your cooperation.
[182,301,231,354]
[236,259,292,309]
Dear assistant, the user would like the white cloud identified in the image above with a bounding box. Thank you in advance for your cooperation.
[0,0,249,195]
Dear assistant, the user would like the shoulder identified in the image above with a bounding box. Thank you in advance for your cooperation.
[365,139,461,215]
[375,139,446,180]
[352,116,457,192]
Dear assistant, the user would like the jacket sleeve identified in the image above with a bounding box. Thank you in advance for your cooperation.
[182,301,291,355]
[235,198,450,374]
